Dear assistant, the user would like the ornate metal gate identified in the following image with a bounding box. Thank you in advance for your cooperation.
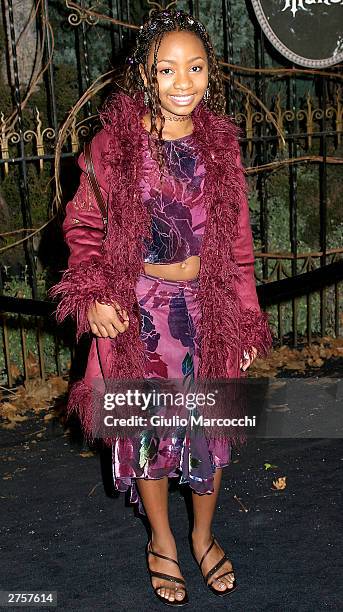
[0,0,342,386]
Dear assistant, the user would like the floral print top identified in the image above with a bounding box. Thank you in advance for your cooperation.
[139,132,207,264]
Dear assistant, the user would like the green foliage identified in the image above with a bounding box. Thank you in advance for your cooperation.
[0,274,71,386]
[250,158,343,340]
[53,63,81,124]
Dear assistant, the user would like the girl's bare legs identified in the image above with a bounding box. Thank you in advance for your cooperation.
[135,477,186,603]
[191,468,235,592]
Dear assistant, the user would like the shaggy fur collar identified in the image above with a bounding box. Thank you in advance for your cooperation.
[98,90,245,380]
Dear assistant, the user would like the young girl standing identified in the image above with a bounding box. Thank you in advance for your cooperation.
[50,8,272,606]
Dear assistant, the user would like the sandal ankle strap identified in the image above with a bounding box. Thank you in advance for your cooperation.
[147,541,181,569]
[199,534,215,571]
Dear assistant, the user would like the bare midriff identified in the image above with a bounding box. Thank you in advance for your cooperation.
[143,255,201,281]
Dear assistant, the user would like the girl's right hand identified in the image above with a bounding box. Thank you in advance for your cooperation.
[87,300,129,338]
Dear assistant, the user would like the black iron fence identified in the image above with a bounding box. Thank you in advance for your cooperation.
[0,0,342,387]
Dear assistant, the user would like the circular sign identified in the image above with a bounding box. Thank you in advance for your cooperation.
[251,0,343,67]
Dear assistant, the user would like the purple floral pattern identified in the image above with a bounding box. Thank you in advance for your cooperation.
[140,306,160,352]
[140,134,207,264]
[168,293,197,352]
[111,275,232,516]
[111,135,232,516]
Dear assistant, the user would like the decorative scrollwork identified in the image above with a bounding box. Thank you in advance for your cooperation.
[147,0,178,17]
[22,109,56,171]
[0,110,57,174]
[0,87,341,174]
[326,86,342,146]
[265,95,288,150]
[296,93,323,148]
[43,128,55,141]
[235,94,263,155]
[23,129,36,144]
[283,109,296,123]
[77,124,92,139]
[8,132,20,145]
[253,250,342,287]
[65,1,99,27]
[232,88,342,156]
[66,117,93,153]
[0,113,9,175]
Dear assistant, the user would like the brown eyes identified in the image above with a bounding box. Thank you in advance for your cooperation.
[160,66,202,75]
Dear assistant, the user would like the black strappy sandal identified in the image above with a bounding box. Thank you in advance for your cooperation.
[145,540,189,607]
[190,533,237,597]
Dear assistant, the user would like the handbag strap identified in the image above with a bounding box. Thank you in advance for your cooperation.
[84,141,108,229]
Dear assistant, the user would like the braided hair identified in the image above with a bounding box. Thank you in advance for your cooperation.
[123,7,226,179]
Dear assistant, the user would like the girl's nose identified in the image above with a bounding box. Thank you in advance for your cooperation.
[174,72,193,90]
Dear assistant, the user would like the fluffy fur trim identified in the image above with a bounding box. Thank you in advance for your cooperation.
[240,308,273,362]
[64,379,118,446]
[48,255,138,343]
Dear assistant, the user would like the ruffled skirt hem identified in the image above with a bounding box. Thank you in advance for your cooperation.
[111,434,232,516]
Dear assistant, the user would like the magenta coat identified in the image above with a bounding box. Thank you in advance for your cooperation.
[49,91,273,446]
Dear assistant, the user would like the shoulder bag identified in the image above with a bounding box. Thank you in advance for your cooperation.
[83,141,108,235]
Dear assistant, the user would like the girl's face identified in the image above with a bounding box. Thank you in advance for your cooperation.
[139,30,209,117]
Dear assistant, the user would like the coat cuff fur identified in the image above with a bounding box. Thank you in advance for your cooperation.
[240,307,273,362]
[48,256,130,342]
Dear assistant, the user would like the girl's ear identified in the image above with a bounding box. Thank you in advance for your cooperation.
[138,64,147,88]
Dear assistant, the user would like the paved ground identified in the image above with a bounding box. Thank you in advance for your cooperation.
[1,377,342,612]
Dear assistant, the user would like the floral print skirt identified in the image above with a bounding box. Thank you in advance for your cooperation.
[111,272,231,516]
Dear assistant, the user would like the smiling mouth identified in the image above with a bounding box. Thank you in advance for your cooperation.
[168,94,196,104]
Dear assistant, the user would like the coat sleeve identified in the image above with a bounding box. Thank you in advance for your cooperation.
[61,152,107,268]
[231,143,273,362]
[48,130,123,341]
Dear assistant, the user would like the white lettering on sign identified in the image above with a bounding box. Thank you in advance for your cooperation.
[282,0,343,18]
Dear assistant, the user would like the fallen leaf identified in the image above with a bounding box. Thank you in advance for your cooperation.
[26,351,39,377]
[264,463,278,470]
[10,363,21,380]
[272,476,287,490]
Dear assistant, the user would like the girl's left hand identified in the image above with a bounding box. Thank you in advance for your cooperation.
[240,346,258,371]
